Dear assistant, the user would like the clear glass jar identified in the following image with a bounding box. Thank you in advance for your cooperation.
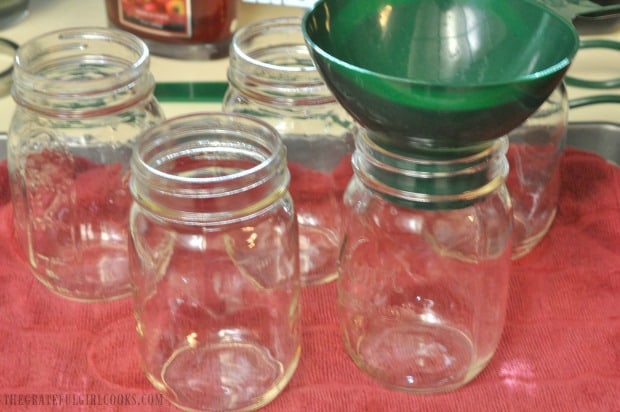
[129,113,301,412]
[222,17,355,286]
[338,129,513,393]
[507,82,567,259]
[7,27,164,301]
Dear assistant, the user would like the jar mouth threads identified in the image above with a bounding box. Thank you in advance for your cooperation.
[352,129,509,209]
[12,27,153,118]
[227,17,336,106]
[131,112,290,223]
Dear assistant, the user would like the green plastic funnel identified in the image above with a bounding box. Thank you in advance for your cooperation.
[302,0,580,150]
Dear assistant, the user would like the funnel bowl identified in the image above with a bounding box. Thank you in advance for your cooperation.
[303,0,579,150]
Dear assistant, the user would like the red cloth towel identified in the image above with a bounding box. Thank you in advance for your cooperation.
[0,147,618,412]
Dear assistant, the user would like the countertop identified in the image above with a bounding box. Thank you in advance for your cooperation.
[0,0,305,129]
[1,0,620,132]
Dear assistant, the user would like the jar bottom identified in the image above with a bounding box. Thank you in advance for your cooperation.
[507,139,563,259]
[30,244,131,302]
[151,341,300,412]
[344,321,490,393]
[298,225,339,286]
[512,207,557,259]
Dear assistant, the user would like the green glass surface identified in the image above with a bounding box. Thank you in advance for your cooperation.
[154,82,228,103]
[302,0,580,150]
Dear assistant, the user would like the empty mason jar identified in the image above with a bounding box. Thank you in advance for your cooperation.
[338,130,512,393]
[7,27,164,301]
[507,82,567,259]
[129,113,301,412]
[222,17,355,286]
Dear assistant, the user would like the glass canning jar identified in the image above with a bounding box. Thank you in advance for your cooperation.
[222,17,355,286]
[129,113,301,412]
[338,129,513,393]
[507,82,567,259]
[7,27,164,301]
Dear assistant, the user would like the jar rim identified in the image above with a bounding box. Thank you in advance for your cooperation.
[132,112,284,185]
[226,17,337,105]
[13,27,150,101]
[230,17,317,75]
[15,26,149,74]
[130,112,290,223]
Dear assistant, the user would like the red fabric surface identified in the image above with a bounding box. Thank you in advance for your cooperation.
[0,147,618,411]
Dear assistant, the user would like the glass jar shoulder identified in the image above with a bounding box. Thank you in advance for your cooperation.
[130,194,298,288]
[131,192,296,231]
[224,88,349,121]
[8,99,164,144]
[342,176,513,261]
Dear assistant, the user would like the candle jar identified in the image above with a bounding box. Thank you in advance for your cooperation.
[506,82,568,259]
[105,0,238,60]
[338,130,512,393]
[129,113,301,412]
[223,17,355,286]
[7,27,164,301]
